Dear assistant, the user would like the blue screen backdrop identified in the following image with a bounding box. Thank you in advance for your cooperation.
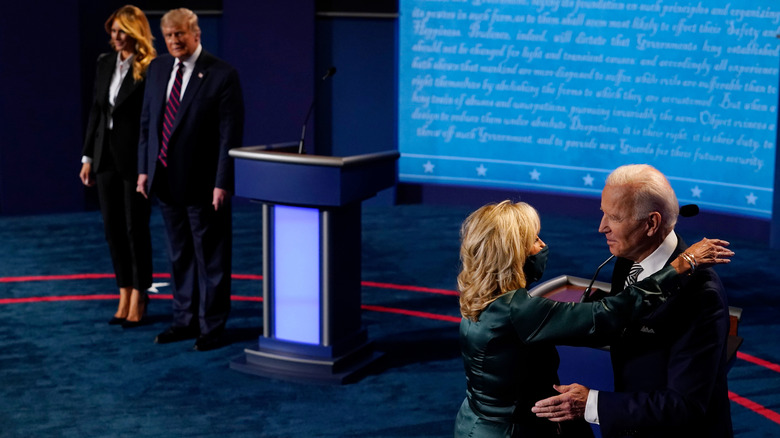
[399,0,780,218]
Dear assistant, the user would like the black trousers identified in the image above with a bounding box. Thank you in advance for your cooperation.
[96,169,153,291]
[155,177,232,336]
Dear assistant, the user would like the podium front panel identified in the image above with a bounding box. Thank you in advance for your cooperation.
[272,205,321,344]
[235,160,342,206]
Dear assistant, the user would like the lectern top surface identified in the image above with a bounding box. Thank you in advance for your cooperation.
[229,144,399,169]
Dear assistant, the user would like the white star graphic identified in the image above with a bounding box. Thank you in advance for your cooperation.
[583,174,594,186]
[147,282,169,293]
[476,164,487,177]
[530,169,541,181]
[691,186,702,198]
[746,192,758,205]
[423,160,435,173]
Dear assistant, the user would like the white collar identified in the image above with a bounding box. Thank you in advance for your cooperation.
[116,53,133,69]
[636,231,678,280]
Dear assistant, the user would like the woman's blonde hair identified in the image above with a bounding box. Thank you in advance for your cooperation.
[457,201,540,321]
[105,5,156,82]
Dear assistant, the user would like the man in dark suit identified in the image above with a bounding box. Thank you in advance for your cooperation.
[532,164,733,437]
[137,8,244,351]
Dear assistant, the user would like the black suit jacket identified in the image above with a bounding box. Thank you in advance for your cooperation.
[598,234,733,438]
[83,52,145,180]
[138,51,244,205]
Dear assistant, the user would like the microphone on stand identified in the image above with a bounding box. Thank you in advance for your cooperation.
[298,67,337,154]
[321,66,337,81]
[581,254,615,302]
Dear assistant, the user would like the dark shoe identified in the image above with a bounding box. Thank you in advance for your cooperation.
[108,316,126,325]
[193,332,223,351]
[121,318,148,328]
[155,326,198,344]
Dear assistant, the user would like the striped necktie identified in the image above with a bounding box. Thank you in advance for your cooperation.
[625,262,643,286]
[159,62,184,167]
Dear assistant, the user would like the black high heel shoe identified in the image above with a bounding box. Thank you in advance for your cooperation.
[122,293,149,328]
[108,316,126,325]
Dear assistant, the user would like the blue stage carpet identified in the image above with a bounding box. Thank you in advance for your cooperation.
[0,202,778,437]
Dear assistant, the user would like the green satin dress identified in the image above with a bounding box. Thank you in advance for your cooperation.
[455,266,681,437]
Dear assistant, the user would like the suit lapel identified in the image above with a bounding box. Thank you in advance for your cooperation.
[154,57,176,122]
[113,63,141,109]
[611,257,632,294]
[96,53,117,106]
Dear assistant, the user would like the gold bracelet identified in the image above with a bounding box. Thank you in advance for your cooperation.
[687,252,698,271]
[680,252,696,274]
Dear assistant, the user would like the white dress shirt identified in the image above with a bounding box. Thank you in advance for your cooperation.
[109,54,133,109]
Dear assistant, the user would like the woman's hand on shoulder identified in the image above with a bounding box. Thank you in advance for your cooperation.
[672,237,733,274]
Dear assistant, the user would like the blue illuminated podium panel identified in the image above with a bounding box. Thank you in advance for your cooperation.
[273,205,320,344]
[228,144,399,383]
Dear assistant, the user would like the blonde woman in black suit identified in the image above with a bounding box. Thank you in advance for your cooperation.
[80,5,156,327]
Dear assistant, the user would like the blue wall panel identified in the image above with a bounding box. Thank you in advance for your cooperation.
[0,0,84,214]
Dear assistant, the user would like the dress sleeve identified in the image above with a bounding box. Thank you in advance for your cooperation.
[214,67,243,192]
[509,265,681,345]
[83,53,110,157]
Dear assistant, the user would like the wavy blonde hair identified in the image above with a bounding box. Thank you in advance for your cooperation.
[105,5,156,82]
[458,201,540,321]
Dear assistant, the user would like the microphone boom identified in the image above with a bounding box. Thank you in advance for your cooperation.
[298,66,337,154]
[582,254,615,302]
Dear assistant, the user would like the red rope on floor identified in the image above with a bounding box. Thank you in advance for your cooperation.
[737,351,780,374]
[0,273,459,295]
[729,390,780,425]
[361,280,459,296]
[361,304,461,323]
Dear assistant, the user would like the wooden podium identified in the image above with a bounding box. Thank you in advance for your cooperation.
[228,143,399,383]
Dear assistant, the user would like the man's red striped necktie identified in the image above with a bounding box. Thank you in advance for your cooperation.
[158,62,183,167]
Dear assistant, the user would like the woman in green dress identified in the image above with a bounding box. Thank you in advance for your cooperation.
[454,200,732,437]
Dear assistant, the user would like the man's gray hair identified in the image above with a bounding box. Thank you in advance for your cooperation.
[605,164,679,234]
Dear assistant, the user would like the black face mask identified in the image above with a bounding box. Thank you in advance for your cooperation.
[524,245,549,286]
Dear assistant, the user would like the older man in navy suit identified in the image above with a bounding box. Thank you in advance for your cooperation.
[533,164,733,437]
[137,8,244,351]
